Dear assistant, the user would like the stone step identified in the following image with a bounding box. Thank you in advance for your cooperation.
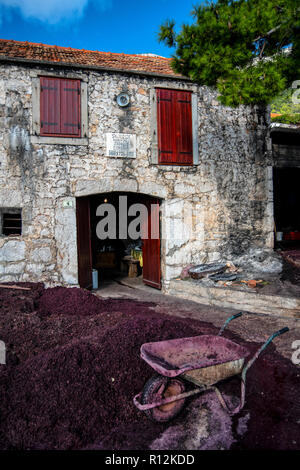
[168,279,300,319]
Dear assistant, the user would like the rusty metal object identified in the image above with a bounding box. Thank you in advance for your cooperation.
[209,273,237,282]
[188,263,227,279]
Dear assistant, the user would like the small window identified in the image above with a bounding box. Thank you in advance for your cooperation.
[156,88,193,165]
[40,77,81,138]
[0,209,22,236]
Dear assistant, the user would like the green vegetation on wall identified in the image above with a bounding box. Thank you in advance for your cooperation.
[271,87,300,124]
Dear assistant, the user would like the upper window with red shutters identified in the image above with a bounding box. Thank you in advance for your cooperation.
[156,88,194,166]
[40,77,81,138]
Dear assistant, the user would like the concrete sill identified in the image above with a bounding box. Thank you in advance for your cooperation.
[31,136,88,146]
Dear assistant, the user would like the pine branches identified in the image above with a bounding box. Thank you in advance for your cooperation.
[158,0,300,107]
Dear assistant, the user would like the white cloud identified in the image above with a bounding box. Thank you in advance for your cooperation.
[0,0,111,24]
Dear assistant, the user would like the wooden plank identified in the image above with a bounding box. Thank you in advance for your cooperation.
[157,88,175,164]
[0,284,31,291]
[175,90,193,165]
[60,78,81,137]
[273,144,300,161]
[40,76,61,135]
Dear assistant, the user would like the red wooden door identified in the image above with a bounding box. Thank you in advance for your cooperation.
[142,197,161,289]
[76,197,92,289]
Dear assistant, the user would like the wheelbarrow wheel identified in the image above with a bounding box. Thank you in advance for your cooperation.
[141,374,186,423]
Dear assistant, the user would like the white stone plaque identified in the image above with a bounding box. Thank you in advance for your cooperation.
[106,133,136,158]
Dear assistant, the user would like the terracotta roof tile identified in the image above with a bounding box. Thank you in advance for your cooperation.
[0,39,183,78]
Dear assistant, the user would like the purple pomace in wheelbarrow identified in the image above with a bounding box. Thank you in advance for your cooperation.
[133,313,289,423]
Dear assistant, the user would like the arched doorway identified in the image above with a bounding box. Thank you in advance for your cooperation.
[76,192,161,290]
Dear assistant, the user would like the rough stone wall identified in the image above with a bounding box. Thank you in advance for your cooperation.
[0,63,273,289]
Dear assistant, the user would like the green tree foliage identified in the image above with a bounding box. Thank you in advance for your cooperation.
[158,0,300,107]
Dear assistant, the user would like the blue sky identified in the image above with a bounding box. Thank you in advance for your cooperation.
[0,0,197,57]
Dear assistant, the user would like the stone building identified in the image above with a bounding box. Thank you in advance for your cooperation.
[0,39,274,291]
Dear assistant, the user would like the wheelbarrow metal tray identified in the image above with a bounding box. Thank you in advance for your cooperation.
[140,335,250,385]
[182,358,245,386]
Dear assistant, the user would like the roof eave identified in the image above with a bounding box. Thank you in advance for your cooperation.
[270,122,300,134]
[0,55,191,81]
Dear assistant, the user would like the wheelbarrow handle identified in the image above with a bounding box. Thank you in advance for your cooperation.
[275,327,289,336]
[218,312,243,336]
[242,326,289,381]
[217,326,290,417]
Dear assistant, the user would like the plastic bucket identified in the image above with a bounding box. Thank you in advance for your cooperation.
[92,269,98,290]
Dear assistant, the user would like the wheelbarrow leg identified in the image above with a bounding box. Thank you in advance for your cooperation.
[213,327,289,416]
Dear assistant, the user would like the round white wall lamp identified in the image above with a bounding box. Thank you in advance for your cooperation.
[117,92,130,107]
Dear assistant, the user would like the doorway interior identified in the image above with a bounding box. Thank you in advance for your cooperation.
[76,192,161,290]
[273,167,300,250]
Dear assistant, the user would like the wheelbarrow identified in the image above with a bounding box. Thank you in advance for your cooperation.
[133,313,289,422]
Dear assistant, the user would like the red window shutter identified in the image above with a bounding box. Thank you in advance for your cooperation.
[40,77,61,135]
[156,88,193,165]
[174,91,193,165]
[157,88,176,164]
[60,79,81,137]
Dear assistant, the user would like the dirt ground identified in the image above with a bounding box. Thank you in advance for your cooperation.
[0,281,299,450]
